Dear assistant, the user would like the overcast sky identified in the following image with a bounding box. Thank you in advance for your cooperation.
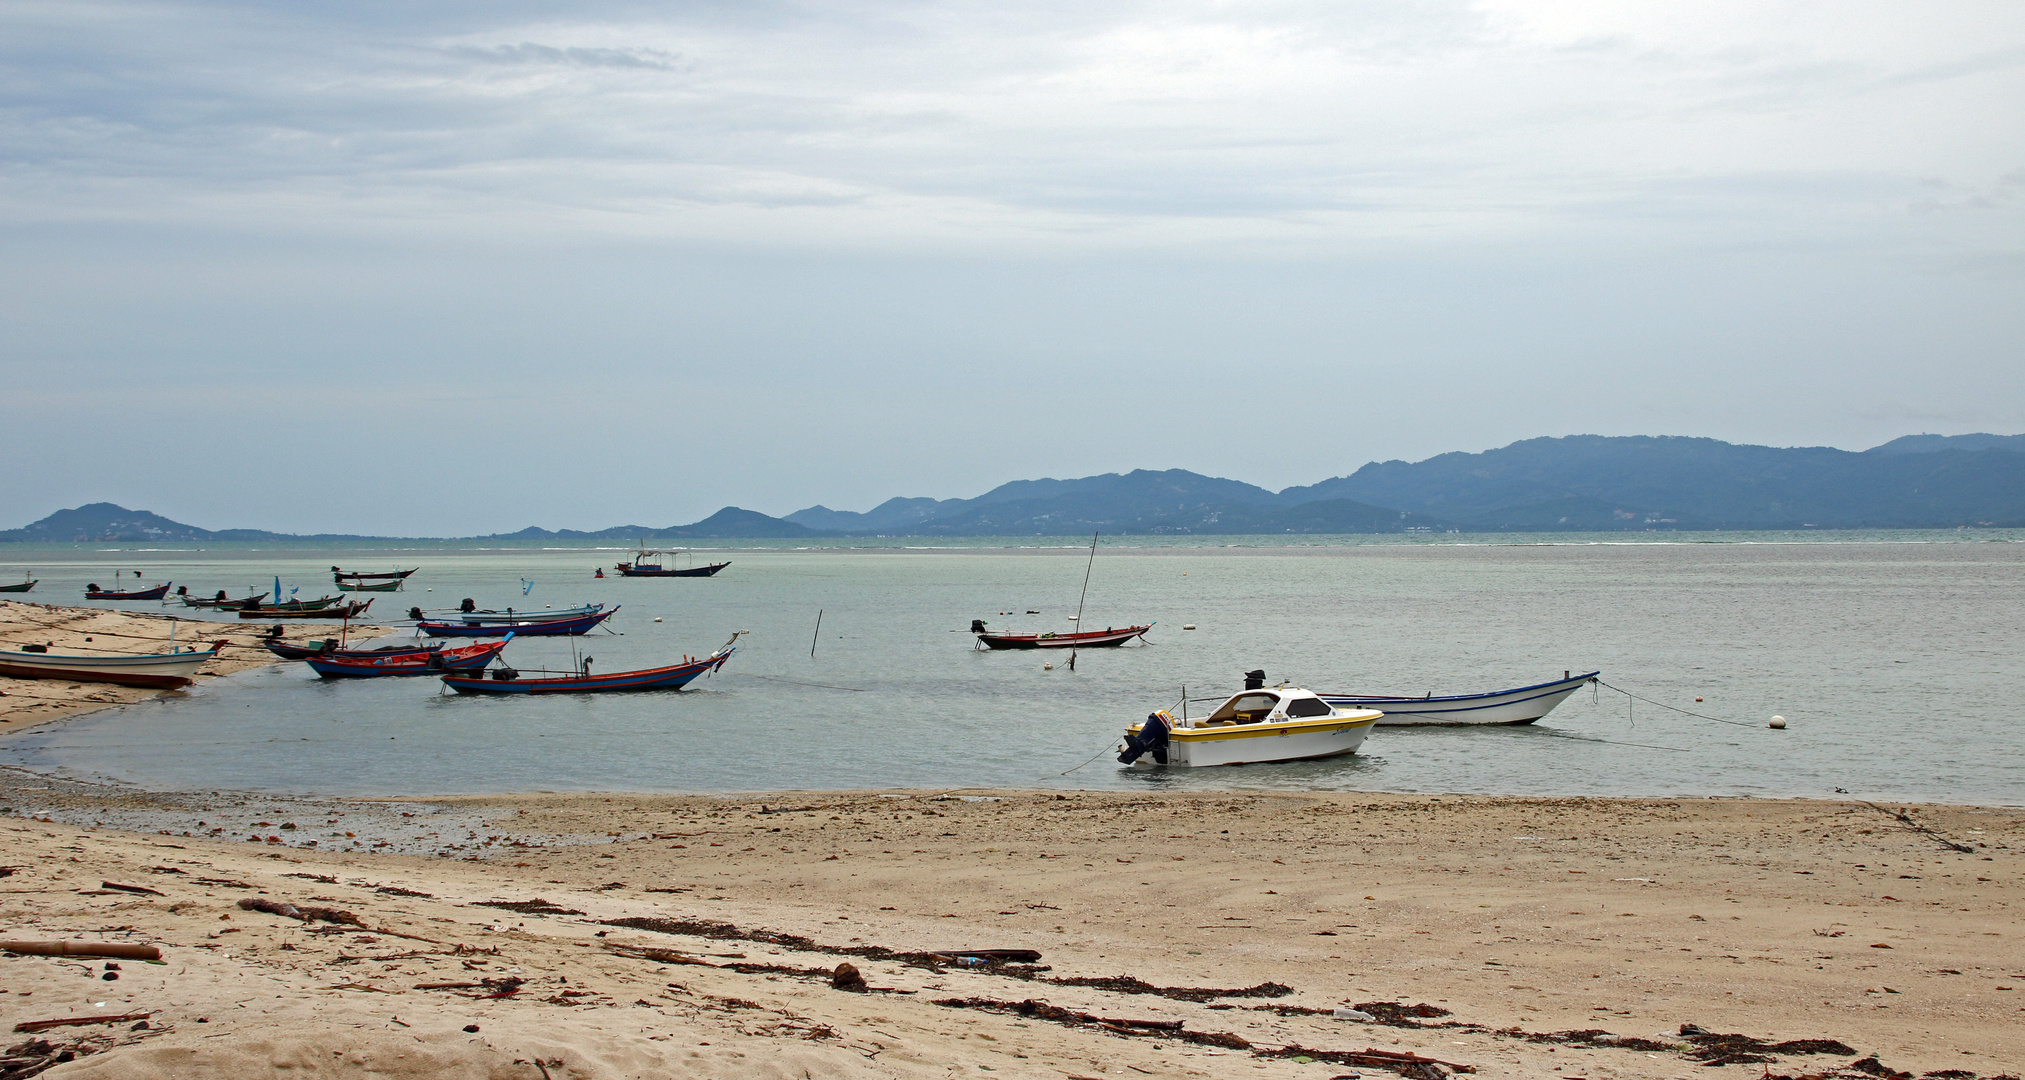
[4,1,2022,535]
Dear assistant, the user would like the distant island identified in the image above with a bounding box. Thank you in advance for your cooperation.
[6,432,2022,541]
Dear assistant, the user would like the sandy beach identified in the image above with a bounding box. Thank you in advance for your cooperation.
[0,772,2016,1079]
[0,600,393,732]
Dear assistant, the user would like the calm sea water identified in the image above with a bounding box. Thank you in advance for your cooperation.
[2,535,2020,805]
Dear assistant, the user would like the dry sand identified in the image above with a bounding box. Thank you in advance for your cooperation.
[0,600,392,732]
[0,776,2017,1080]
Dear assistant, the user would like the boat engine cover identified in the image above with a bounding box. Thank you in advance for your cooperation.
[1117,712,1170,765]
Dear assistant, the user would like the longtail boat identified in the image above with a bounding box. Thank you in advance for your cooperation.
[0,641,227,689]
[407,603,603,625]
[85,583,171,601]
[305,638,509,679]
[615,546,729,578]
[265,638,439,661]
[332,566,418,582]
[417,607,617,637]
[177,589,267,609]
[238,599,373,619]
[441,632,740,695]
[0,578,36,593]
[336,579,403,592]
[258,595,343,611]
[972,623,1153,650]
[1318,671,1600,726]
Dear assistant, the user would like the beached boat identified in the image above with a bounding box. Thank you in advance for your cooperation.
[332,567,418,582]
[336,579,403,592]
[0,641,226,689]
[1117,687,1382,768]
[305,638,508,679]
[238,599,373,619]
[265,638,440,662]
[973,623,1152,650]
[615,547,730,578]
[84,583,171,601]
[0,578,35,593]
[257,595,344,611]
[417,606,617,637]
[1317,671,1599,726]
[440,632,740,695]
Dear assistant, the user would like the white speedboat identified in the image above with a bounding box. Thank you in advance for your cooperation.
[1118,687,1381,768]
[0,642,225,689]
[1318,670,1598,725]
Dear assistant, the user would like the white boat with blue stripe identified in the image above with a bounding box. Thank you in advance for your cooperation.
[1317,670,1599,726]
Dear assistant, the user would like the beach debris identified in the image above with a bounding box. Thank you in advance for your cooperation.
[602,943,717,968]
[1332,1008,1376,1021]
[474,898,585,916]
[934,996,1249,1049]
[1,941,161,961]
[925,949,1043,964]
[1263,1046,1474,1079]
[1,1034,124,1077]
[97,881,165,897]
[12,1013,152,1034]
[830,962,867,992]
[236,897,365,927]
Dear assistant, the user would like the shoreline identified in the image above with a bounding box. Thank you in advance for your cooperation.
[2,778,2017,1079]
[0,600,393,734]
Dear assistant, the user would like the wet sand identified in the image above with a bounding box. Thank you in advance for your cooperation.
[0,777,2017,1079]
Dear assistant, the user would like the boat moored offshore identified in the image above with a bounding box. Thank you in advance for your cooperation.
[1117,686,1381,768]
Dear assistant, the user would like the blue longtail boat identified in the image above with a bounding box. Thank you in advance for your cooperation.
[440,632,742,695]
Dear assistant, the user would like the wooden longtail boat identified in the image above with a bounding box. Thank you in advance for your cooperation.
[265,639,439,661]
[441,632,739,695]
[0,579,36,593]
[178,590,267,609]
[331,567,418,582]
[257,595,343,611]
[84,583,171,601]
[409,603,602,625]
[0,641,227,689]
[238,599,373,619]
[305,638,509,679]
[1318,671,1600,726]
[973,623,1153,650]
[614,547,729,578]
[416,607,617,637]
[336,579,403,592]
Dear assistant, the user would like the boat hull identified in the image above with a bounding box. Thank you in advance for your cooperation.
[337,580,402,592]
[332,567,417,581]
[1129,713,1379,768]
[418,608,617,637]
[0,647,219,689]
[441,648,731,694]
[0,581,36,593]
[419,604,602,625]
[977,624,1151,650]
[1319,671,1598,725]
[240,600,372,620]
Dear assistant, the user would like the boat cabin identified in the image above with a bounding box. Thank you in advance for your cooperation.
[1193,688,1337,726]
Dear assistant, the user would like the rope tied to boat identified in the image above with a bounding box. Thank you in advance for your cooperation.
[1594,679,1761,728]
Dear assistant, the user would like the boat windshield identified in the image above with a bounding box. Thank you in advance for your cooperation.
[1284,696,1333,718]
[1207,692,1279,724]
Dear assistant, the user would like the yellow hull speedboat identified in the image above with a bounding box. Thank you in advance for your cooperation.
[1119,687,1381,768]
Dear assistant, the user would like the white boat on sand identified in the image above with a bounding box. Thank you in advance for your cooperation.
[1318,670,1598,725]
[0,642,226,689]
[1118,687,1381,768]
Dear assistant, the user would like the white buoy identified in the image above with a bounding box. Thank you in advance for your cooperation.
[1769,715,1787,729]
[1042,662,1053,671]
[653,617,663,623]
[1182,624,1196,630]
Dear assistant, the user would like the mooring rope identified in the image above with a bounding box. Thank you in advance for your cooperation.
[725,673,866,692]
[1594,679,1761,728]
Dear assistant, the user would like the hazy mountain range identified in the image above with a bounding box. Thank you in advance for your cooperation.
[6,433,2022,542]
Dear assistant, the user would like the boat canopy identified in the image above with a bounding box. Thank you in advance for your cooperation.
[1201,689,1336,724]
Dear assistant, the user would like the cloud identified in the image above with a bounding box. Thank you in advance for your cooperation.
[449,42,681,70]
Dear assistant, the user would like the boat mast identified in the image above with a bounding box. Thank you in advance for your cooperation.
[1069,531,1098,672]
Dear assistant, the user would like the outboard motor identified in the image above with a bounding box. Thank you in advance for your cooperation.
[317,638,337,655]
[407,606,425,620]
[459,597,477,613]
[265,624,285,638]
[1117,712,1171,765]
[491,667,518,681]
[1244,669,1266,691]
[425,651,446,670]
[214,589,227,601]
[970,619,988,634]
[87,583,101,593]
[175,585,188,597]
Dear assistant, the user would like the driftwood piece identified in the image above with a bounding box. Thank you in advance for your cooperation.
[602,942,717,967]
[0,941,162,961]
[236,897,366,926]
[99,881,166,897]
[13,1012,153,1034]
